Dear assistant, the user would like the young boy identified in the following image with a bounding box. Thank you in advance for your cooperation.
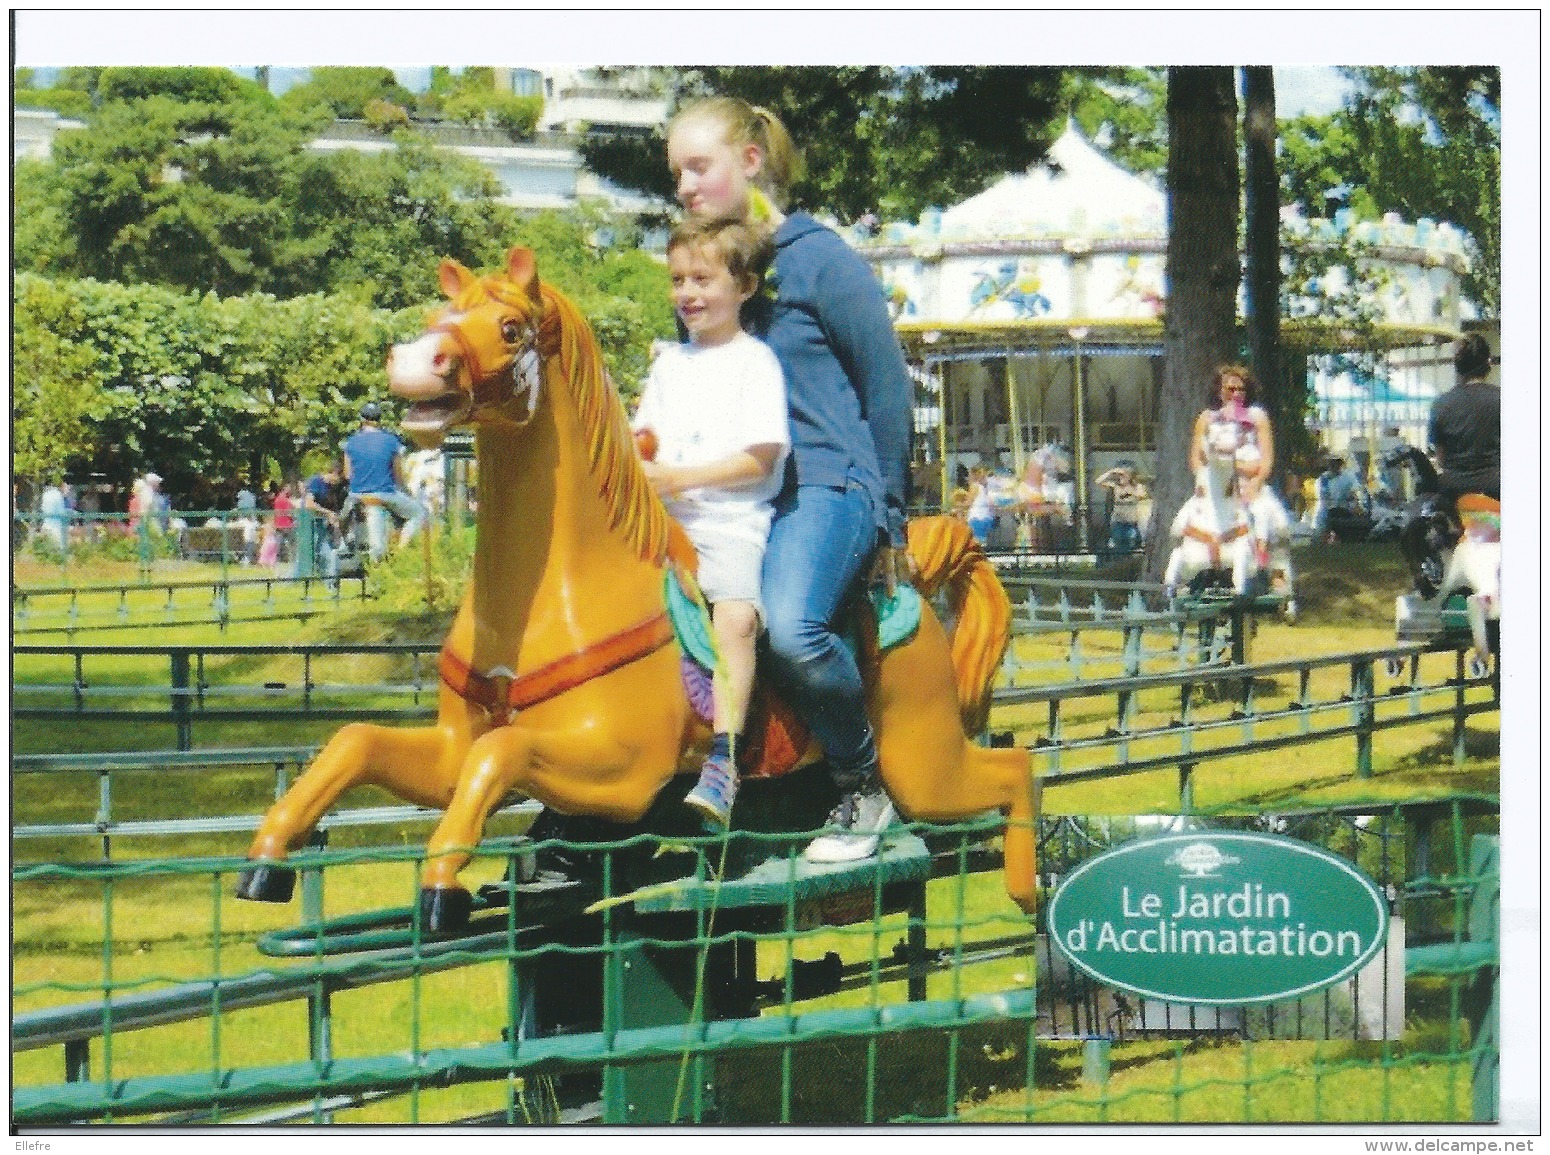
[634,217,789,829]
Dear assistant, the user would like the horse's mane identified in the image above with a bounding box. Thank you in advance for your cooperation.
[536,283,671,567]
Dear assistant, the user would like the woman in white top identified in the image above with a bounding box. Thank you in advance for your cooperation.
[1188,364,1292,590]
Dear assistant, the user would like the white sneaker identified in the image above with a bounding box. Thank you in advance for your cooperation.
[804,787,896,863]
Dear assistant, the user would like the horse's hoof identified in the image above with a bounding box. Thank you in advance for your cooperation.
[1385,658,1405,679]
[419,886,473,935]
[235,863,296,904]
[1468,656,1490,680]
[1283,601,1298,623]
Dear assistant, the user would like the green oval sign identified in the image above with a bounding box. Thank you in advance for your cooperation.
[1047,832,1389,1005]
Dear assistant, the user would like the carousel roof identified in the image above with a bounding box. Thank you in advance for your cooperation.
[855,120,1469,354]
[936,121,1164,241]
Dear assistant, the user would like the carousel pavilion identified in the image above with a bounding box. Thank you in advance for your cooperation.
[847,123,1476,547]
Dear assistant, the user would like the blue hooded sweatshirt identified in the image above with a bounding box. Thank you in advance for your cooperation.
[745,211,913,547]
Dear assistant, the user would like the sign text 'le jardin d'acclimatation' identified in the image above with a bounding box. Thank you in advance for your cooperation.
[1046,831,1390,1005]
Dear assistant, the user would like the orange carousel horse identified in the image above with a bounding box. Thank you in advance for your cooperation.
[236,247,1036,929]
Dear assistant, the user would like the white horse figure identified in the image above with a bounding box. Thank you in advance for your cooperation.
[1388,447,1500,676]
[1243,473,1297,621]
[405,448,446,517]
[1164,421,1257,600]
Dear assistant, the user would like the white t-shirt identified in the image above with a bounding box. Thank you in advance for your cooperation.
[633,332,790,545]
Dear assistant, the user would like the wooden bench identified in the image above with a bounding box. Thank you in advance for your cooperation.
[182,525,248,561]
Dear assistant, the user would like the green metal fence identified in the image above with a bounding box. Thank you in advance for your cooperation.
[12,801,1498,1126]
[14,635,1493,761]
[1000,582,1280,682]
[13,574,369,636]
[998,641,1497,803]
[10,620,1500,1125]
[13,642,441,751]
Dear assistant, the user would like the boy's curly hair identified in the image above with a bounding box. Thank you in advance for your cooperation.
[667,216,775,290]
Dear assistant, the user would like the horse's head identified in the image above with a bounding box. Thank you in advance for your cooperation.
[387,247,550,449]
[1202,419,1242,462]
[1194,418,1245,499]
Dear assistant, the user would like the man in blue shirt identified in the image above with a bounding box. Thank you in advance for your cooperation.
[1319,455,1369,544]
[341,403,426,562]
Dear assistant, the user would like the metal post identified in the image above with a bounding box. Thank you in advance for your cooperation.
[64,1038,91,1083]
[96,768,112,863]
[294,506,316,579]
[137,517,153,582]
[1452,649,1468,765]
[422,511,435,609]
[304,831,333,1123]
[935,360,950,515]
[170,651,193,752]
[1070,337,1091,552]
[1230,606,1249,666]
[907,884,928,1002]
[1353,659,1375,779]
[1082,1037,1111,1086]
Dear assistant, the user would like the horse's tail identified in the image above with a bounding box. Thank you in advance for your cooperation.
[907,516,1012,735]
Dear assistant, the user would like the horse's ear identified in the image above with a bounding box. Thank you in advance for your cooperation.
[506,247,542,305]
[439,259,476,299]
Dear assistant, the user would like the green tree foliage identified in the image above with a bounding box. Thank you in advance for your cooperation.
[13,273,420,498]
[420,67,543,138]
[1064,67,1168,176]
[97,65,268,107]
[13,66,90,116]
[40,74,545,311]
[12,159,76,275]
[278,66,414,120]
[582,66,1066,223]
[12,278,107,483]
[11,217,671,498]
[1280,66,1499,315]
[14,65,273,116]
[283,138,519,310]
[51,94,326,295]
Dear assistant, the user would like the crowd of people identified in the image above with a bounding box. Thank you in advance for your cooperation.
[17,407,450,579]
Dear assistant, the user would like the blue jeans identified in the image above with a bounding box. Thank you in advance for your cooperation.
[761,481,882,792]
[313,529,340,587]
[342,489,426,562]
[1108,521,1141,556]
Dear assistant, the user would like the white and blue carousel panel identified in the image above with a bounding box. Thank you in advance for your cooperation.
[1087,252,1167,321]
[936,254,1073,323]
[879,260,926,322]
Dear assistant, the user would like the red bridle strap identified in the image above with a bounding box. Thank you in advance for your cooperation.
[439,612,675,726]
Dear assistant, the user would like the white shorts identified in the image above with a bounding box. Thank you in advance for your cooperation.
[690,528,767,622]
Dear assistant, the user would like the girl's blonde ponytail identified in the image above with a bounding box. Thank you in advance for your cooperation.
[748,104,803,206]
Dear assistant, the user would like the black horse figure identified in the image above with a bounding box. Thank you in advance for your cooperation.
[1381,444,1457,599]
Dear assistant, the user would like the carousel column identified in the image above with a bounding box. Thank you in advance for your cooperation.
[1069,328,1092,552]
[933,359,949,516]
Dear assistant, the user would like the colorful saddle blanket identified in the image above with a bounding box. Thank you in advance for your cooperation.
[663,569,923,779]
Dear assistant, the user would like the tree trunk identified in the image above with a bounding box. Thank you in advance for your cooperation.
[1144,67,1241,584]
[1242,66,1285,483]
